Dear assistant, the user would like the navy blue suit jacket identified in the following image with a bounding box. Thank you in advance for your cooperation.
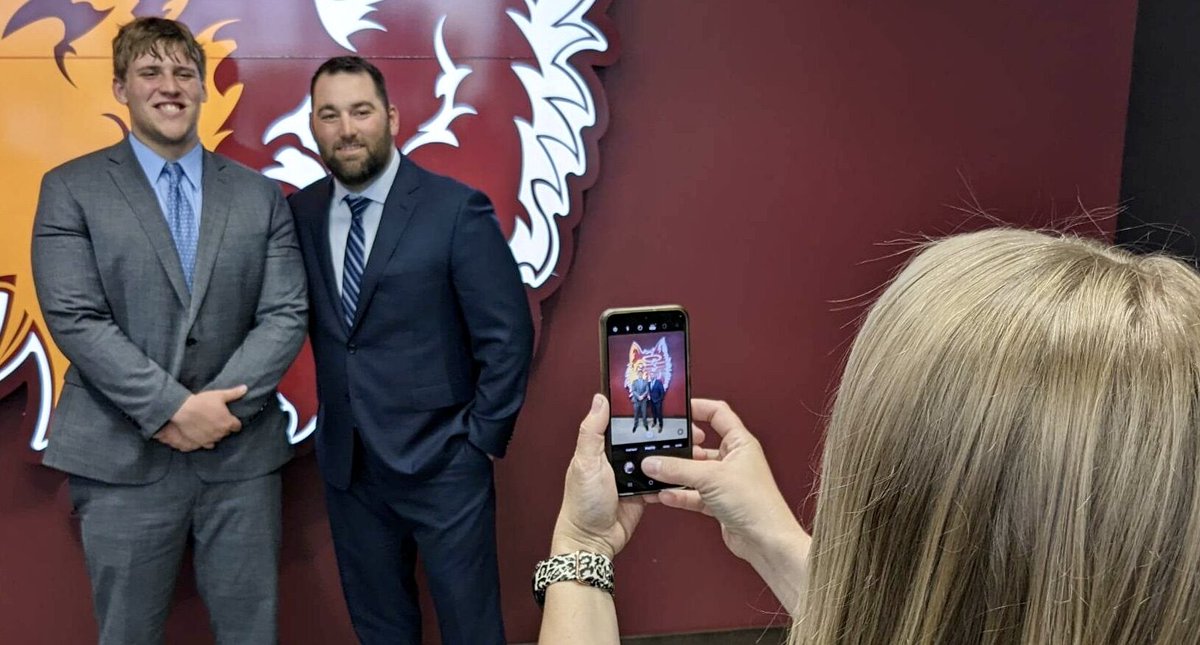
[289,156,534,488]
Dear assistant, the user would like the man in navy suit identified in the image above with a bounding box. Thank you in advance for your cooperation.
[288,56,534,645]
[649,374,666,430]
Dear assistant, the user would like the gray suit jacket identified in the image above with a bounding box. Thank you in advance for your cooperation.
[32,138,307,484]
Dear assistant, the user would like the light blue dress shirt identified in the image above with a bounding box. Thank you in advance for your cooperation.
[128,133,203,229]
[329,148,402,294]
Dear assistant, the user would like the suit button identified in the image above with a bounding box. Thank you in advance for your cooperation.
[185,337,198,347]
[347,342,357,354]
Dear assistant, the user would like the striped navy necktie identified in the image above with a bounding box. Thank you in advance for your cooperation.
[342,195,370,329]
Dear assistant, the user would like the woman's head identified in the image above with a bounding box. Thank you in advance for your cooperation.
[800,229,1200,644]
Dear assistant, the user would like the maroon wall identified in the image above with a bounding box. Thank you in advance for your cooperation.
[0,1,1136,643]
[501,0,1135,639]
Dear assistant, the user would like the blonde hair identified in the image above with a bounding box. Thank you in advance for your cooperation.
[796,229,1200,644]
[113,17,205,82]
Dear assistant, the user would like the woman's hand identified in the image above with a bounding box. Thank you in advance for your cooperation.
[642,398,811,613]
[550,394,646,558]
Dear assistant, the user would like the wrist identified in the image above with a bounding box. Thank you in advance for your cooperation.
[741,514,812,618]
[751,532,810,586]
[533,550,615,608]
[550,520,616,559]
[743,512,809,570]
[169,394,196,424]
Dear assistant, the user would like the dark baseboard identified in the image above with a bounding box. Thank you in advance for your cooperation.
[518,626,789,645]
[623,627,788,644]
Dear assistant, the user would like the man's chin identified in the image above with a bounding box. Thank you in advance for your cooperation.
[328,161,379,188]
[135,126,199,151]
[330,169,369,187]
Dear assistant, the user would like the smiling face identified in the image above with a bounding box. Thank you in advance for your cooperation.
[310,70,399,192]
[113,44,206,161]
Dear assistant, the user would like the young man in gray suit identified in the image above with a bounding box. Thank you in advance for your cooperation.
[30,17,306,645]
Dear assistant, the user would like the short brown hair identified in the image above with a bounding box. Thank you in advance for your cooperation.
[310,56,390,108]
[112,17,205,81]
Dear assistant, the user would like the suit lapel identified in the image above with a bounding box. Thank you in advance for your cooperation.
[187,151,233,324]
[106,140,190,307]
[349,157,420,333]
[307,179,345,335]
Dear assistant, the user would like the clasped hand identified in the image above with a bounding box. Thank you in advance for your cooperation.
[154,385,248,452]
[552,395,809,573]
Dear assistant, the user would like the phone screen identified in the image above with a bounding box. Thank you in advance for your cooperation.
[601,307,691,496]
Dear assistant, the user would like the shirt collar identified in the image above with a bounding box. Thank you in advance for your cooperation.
[128,133,203,189]
[332,147,402,207]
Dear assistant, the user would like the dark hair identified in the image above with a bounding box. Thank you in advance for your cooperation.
[310,56,390,107]
[113,17,205,81]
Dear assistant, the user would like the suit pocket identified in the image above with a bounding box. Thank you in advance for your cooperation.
[54,381,121,428]
[49,383,148,471]
[406,381,471,411]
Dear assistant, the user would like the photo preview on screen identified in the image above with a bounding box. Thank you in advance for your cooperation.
[601,307,691,495]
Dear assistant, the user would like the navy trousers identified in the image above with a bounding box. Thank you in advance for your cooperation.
[324,435,504,645]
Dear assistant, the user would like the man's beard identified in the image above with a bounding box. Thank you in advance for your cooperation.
[322,134,391,188]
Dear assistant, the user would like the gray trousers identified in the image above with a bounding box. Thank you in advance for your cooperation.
[633,399,648,429]
[68,455,281,645]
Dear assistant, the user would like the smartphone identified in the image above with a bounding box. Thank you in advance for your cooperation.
[600,306,692,496]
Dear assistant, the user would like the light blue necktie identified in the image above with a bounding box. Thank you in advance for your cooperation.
[164,162,198,290]
[342,195,370,329]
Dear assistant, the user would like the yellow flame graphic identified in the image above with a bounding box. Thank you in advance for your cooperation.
[0,0,240,399]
